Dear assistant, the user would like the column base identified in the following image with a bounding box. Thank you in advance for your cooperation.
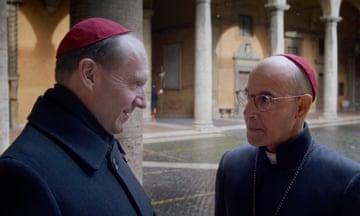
[192,120,215,132]
[320,111,338,120]
[143,115,153,123]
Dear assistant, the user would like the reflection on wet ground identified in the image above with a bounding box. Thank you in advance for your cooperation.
[143,123,360,216]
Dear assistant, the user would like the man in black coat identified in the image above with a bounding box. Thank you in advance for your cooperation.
[0,18,155,215]
[215,54,360,216]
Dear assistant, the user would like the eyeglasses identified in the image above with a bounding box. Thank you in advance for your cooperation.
[235,90,303,112]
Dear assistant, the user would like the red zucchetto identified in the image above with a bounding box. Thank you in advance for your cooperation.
[56,17,130,57]
[278,54,318,102]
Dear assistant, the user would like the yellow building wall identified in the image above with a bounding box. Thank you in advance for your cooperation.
[152,27,195,116]
[216,23,269,109]
[302,34,320,111]
[17,0,69,124]
[13,0,359,122]
[217,26,238,108]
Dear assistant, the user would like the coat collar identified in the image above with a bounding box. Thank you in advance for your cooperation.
[27,84,115,172]
[259,123,313,170]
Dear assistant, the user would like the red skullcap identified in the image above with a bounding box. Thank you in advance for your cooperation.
[56,17,130,57]
[277,54,318,102]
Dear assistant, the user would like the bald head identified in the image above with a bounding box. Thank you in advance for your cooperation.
[254,55,314,100]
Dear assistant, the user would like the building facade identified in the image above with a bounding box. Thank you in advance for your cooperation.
[1,0,360,178]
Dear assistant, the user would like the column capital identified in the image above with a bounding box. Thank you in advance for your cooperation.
[320,16,342,23]
[265,2,290,11]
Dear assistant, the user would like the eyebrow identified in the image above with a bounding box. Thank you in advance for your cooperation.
[244,88,275,97]
[127,72,148,82]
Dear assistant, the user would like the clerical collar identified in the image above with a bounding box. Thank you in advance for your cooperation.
[265,150,277,165]
[259,123,312,169]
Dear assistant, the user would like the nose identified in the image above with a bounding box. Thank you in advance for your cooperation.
[133,87,147,109]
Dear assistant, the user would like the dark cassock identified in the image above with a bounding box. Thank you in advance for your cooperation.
[215,123,360,216]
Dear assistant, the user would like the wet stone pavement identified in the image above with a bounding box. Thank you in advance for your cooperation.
[142,123,360,216]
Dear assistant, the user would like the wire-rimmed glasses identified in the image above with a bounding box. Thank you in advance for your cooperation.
[235,90,304,112]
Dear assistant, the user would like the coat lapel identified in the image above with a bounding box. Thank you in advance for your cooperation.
[109,141,153,216]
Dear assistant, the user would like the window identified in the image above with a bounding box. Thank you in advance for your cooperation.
[238,15,253,37]
[163,44,181,89]
[287,46,300,55]
[285,37,302,56]
[338,82,344,96]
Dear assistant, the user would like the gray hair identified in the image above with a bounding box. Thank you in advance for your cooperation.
[55,33,144,84]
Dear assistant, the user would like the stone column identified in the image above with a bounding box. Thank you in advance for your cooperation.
[7,0,23,129]
[143,9,153,123]
[70,0,144,183]
[265,0,290,55]
[346,53,356,111]
[0,0,9,154]
[320,16,342,118]
[212,16,221,119]
[193,0,213,130]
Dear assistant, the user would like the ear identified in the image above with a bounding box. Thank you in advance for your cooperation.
[296,94,313,118]
[78,58,96,90]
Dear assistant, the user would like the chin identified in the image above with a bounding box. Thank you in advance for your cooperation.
[113,126,124,135]
[106,124,123,135]
[247,137,266,147]
[111,117,127,134]
[247,134,259,145]
[248,142,263,147]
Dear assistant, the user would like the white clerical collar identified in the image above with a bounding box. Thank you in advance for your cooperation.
[265,150,277,165]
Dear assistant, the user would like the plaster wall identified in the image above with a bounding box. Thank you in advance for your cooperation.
[12,0,360,123]
[17,0,69,124]
[152,27,195,116]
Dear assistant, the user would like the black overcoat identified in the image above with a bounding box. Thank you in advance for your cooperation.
[0,85,155,216]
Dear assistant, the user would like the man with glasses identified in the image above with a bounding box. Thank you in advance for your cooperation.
[215,54,360,216]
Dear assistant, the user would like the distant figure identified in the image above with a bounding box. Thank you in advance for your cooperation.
[151,82,163,121]
[0,18,155,215]
[215,54,360,216]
